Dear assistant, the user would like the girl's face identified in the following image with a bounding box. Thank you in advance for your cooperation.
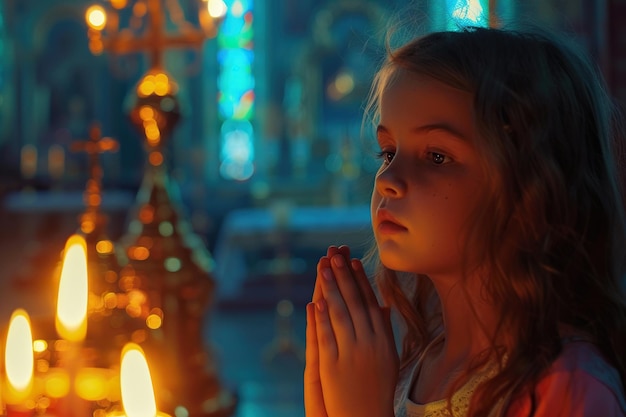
[371,71,488,280]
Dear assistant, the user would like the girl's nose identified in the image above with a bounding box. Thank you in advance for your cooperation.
[375,165,407,198]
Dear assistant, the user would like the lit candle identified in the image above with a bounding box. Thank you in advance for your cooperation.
[108,343,170,417]
[55,234,89,417]
[56,234,89,343]
[3,309,35,417]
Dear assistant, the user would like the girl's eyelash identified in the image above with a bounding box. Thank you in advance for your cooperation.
[375,150,452,165]
[426,151,452,165]
[375,150,395,163]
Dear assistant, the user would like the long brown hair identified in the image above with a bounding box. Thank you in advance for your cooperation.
[363,26,626,416]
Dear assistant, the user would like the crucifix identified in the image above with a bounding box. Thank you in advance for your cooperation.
[89,0,221,69]
[70,123,119,218]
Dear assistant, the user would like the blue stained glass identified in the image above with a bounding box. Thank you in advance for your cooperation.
[446,0,489,28]
[221,16,245,35]
[216,0,255,180]
[217,48,254,66]
[224,0,252,13]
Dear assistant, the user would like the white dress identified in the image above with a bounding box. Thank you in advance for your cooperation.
[394,350,497,417]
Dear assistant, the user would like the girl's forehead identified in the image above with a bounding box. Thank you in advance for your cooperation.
[379,71,475,129]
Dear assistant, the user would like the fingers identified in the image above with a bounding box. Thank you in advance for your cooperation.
[326,254,374,336]
[305,302,319,373]
[350,258,388,335]
[313,246,347,303]
[313,297,339,361]
[304,302,328,417]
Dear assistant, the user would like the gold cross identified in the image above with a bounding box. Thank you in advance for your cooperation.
[71,123,119,211]
[103,0,206,68]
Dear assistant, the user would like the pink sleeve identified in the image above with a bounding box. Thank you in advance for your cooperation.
[507,369,625,417]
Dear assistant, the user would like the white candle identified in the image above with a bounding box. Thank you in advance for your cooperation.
[55,234,89,417]
[55,234,88,343]
[107,343,170,417]
[4,309,35,417]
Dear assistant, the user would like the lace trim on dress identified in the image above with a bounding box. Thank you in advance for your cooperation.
[405,360,498,417]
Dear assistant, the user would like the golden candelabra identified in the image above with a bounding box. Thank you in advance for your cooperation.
[80,1,237,416]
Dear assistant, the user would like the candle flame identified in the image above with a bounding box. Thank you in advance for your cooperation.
[55,234,89,342]
[121,343,157,417]
[4,309,34,403]
[207,0,227,18]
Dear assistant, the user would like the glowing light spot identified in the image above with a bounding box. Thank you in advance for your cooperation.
[450,0,487,26]
[96,240,114,255]
[158,222,174,237]
[146,314,162,329]
[138,79,155,97]
[33,340,48,353]
[139,106,155,121]
[139,206,155,224]
[130,246,150,261]
[146,315,162,329]
[335,71,354,95]
[149,151,164,166]
[110,0,128,9]
[85,6,106,31]
[126,304,142,318]
[87,194,102,206]
[75,368,110,401]
[208,0,228,18]
[231,0,244,17]
[81,220,95,234]
[104,292,118,309]
[44,369,70,398]
[174,406,190,417]
[164,257,181,272]
[132,2,147,17]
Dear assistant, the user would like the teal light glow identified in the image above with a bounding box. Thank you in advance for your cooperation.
[447,0,489,28]
[217,0,255,181]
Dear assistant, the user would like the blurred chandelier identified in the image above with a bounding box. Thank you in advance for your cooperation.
[85,0,227,65]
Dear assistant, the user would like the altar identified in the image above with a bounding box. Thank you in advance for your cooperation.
[213,204,372,305]
[0,189,135,294]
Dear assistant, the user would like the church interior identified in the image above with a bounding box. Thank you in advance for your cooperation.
[0,0,624,416]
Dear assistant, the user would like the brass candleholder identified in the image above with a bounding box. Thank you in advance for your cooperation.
[70,124,149,370]
[118,68,236,417]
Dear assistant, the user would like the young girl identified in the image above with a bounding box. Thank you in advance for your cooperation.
[304,26,626,417]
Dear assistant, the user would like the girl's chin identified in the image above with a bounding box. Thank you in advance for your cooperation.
[378,251,414,273]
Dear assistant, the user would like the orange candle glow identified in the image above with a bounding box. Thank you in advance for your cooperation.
[118,343,170,417]
[4,309,34,404]
[55,234,89,342]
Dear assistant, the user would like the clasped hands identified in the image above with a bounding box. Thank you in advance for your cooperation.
[304,245,399,417]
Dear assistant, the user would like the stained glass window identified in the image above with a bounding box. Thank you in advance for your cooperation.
[445,0,513,29]
[447,0,489,28]
[217,0,255,181]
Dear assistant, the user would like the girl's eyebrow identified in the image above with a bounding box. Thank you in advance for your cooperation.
[376,123,468,141]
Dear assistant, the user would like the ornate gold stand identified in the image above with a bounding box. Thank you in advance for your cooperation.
[71,124,148,369]
[118,68,236,417]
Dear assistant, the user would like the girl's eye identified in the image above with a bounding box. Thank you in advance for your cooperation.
[427,152,452,165]
[376,151,395,164]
